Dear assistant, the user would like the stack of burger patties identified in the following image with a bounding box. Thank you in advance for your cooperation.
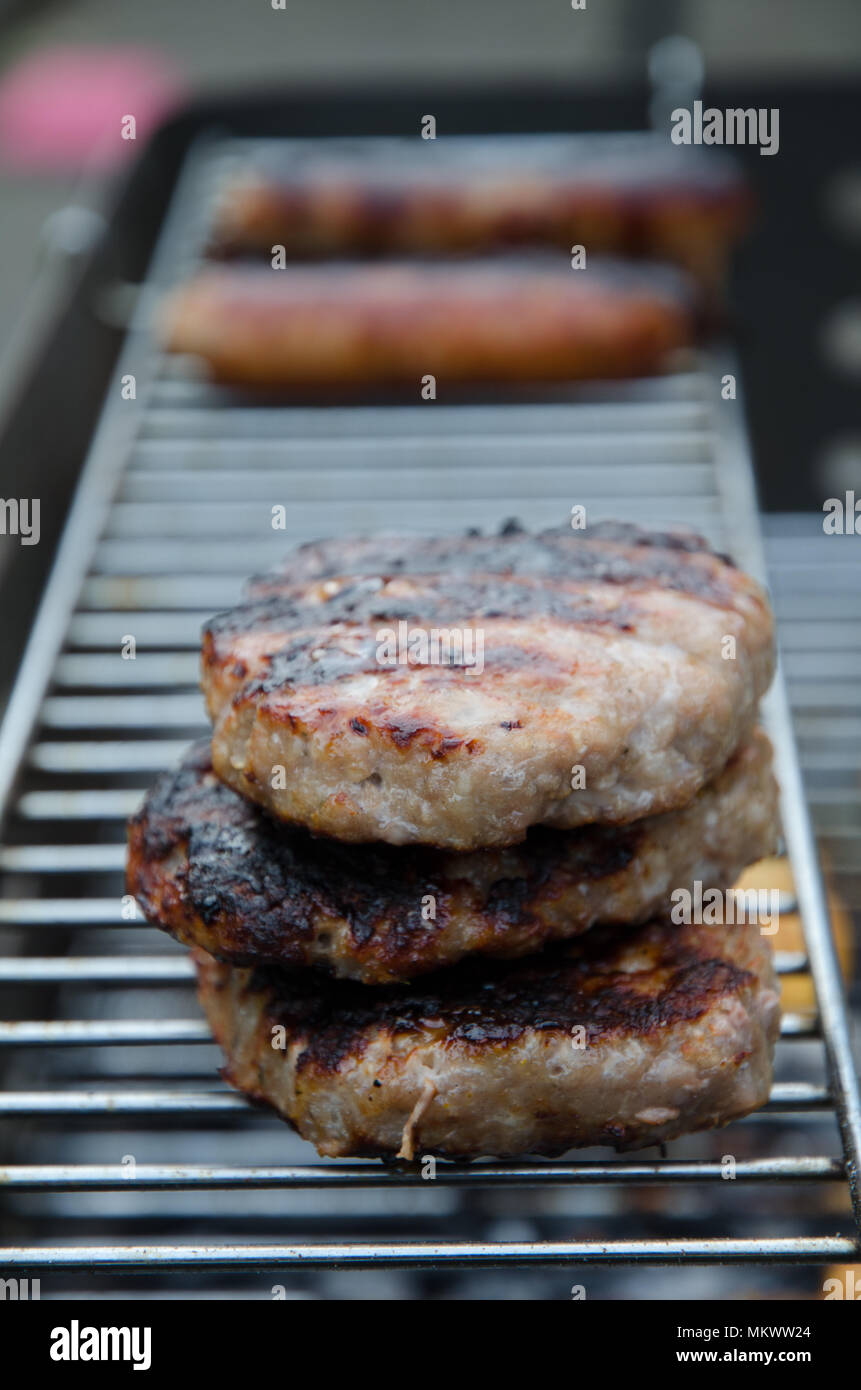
[127,522,781,1160]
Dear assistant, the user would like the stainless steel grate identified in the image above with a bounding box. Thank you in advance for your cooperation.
[0,135,859,1292]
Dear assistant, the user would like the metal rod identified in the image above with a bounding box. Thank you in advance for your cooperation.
[0,146,217,829]
[0,957,192,983]
[711,354,861,1234]
[0,1157,845,1191]
[2,1236,857,1271]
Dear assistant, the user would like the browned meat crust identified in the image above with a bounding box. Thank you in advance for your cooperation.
[202,524,775,849]
[245,520,742,601]
[160,260,693,389]
[128,732,777,984]
[193,918,780,1158]
[209,138,750,288]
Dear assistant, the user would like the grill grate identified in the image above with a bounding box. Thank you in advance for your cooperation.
[0,135,859,1292]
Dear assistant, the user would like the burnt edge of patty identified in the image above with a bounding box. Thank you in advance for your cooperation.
[199,923,757,1078]
[239,521,739,611]
[127,740,642,974]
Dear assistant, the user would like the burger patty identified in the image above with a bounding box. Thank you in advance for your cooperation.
[209,136,750,289]
[128,732,777,984]
[202,525,775,849]
[160,259,692,389]
[194,919,780,1158]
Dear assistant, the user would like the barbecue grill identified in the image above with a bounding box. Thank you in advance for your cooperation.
[0,125,858,1299]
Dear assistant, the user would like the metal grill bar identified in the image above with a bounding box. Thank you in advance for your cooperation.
[0,845,129,871]
[0,1157,844,1190]
[29,740,191,771]
[0,958,192,982]
[15,790,146,819]
[40,696,206,728]
[0,131,858,1286]
[2,1237,857,1271]
[0,1020,213,1045]
[54,653,200,686]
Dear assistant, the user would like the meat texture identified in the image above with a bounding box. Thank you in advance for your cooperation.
[210,135,750,290]
[194,918,781,1158]
[129,732,777,983]
[202,524,775,849]
[160,260,693,389]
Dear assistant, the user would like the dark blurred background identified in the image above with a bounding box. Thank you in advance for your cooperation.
[0,0,859,504]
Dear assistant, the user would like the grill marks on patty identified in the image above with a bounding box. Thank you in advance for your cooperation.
[204,527,768,717]
[245,522,742,606]
[213,580,642,638]
[209,611,635,711]
[247,928,755,1076]
[200,527,774,848]
[127,732,777,983]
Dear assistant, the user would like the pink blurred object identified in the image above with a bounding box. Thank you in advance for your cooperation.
[0,46,186,172]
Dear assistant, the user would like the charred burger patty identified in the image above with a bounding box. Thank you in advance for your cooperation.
[194,918,780,1159]
[129,731,777,984]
